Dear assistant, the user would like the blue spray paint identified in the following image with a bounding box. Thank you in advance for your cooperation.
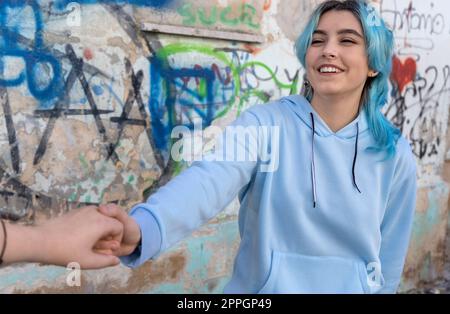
[0,0,62,102]
[53,0,174,10]
[149,55,215,152]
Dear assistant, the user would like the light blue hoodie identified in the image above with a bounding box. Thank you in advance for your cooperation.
[121,95,417,294]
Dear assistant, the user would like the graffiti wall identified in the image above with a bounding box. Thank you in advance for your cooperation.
[376,0,450,290]
[0,0,448,293]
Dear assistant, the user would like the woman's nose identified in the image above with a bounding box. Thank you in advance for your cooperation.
[322,42,338,59]
[322,51,337,58]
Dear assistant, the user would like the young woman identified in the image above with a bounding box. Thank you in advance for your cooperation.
[99,0,417,294]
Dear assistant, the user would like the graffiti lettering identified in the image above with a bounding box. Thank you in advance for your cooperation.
[177,3,260,29]
[380,0,446,35]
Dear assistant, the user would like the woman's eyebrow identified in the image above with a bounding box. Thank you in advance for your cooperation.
[313,29,327,36]
[313,29,363,38]
[337,29,363,38]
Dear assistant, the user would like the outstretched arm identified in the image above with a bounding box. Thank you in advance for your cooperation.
[99,109,264,267]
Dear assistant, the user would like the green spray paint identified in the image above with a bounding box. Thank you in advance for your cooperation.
[155,42,299,119]
[79,153,89,175]
[198,6,217,26]
[155,43,241,119]
[177,3,260,29]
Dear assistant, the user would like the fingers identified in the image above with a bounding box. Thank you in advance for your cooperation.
[83,254,121,269]
[94,248,114,255]
[94,240,133,257]
[106,216,124,238]
[94,239,120,252]
[98,204,128,223]
[94,212,124,242]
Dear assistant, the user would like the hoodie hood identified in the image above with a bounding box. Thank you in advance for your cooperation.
[282,94,369,140]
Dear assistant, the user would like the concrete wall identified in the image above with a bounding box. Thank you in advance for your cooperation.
[0,0,449,293]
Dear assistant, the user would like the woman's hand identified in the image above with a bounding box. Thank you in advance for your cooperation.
[29,206,124,269]
[97,204,141,257]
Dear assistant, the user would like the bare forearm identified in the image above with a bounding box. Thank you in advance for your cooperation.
[0,206,123,269]
[0,222,46,265]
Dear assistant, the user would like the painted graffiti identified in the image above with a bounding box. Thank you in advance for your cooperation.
[391,56,417,94]
[0,0,63,102]
[380,0,450,163]
[177,2,260,29]
[380,0,446,35]
[386,55,450,160]
[0,0,449,220]
[148,43,299,153]
[53,0,174,9]
[0,0,294,219]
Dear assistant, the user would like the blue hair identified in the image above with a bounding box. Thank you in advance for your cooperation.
[295,0,400,158]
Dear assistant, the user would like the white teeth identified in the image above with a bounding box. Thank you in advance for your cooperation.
[319,66,341,73]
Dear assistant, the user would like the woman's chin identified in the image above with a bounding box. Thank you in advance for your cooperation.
[314,88,344,97]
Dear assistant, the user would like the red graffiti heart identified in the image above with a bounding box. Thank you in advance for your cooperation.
[390,56,416,93]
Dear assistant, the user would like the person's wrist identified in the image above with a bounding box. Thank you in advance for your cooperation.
[26,224,51,264]
[3,223,42,264]
[0,220,7,265]
[129,236,142,256]
[123,216,142,255]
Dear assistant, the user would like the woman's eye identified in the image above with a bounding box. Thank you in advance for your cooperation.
[311,39,356,45]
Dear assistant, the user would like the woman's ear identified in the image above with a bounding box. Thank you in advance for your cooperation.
[368,70,379,77]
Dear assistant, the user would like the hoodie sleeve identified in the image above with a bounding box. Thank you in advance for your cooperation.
[120,109,263,268]
[377,141,417,294]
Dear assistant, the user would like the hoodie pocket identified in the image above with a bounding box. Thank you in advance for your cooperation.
[257,251,369,294]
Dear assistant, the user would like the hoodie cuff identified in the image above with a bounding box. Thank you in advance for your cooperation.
[119,207,162,268]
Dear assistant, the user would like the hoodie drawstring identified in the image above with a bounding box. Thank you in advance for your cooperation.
[309,113,361,208]
[310,113,317,208]
[352,122,362,193]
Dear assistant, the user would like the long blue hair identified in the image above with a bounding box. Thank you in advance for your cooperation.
[295,0,400,158]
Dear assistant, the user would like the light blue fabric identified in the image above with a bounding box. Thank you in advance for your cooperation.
[120,95,417,294]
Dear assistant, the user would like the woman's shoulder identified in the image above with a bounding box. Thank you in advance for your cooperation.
[241,96,298,125]
[395,136,414,158]
[393,135,417,175]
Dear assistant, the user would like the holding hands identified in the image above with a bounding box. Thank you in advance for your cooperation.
[0,204,141,269]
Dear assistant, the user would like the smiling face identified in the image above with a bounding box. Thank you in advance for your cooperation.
[305,10,373,100]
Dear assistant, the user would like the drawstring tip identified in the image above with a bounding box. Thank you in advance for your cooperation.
[313,201,316,208]
[354,183,362,194]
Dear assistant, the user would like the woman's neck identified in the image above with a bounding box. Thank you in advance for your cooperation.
[310,92,362,132]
